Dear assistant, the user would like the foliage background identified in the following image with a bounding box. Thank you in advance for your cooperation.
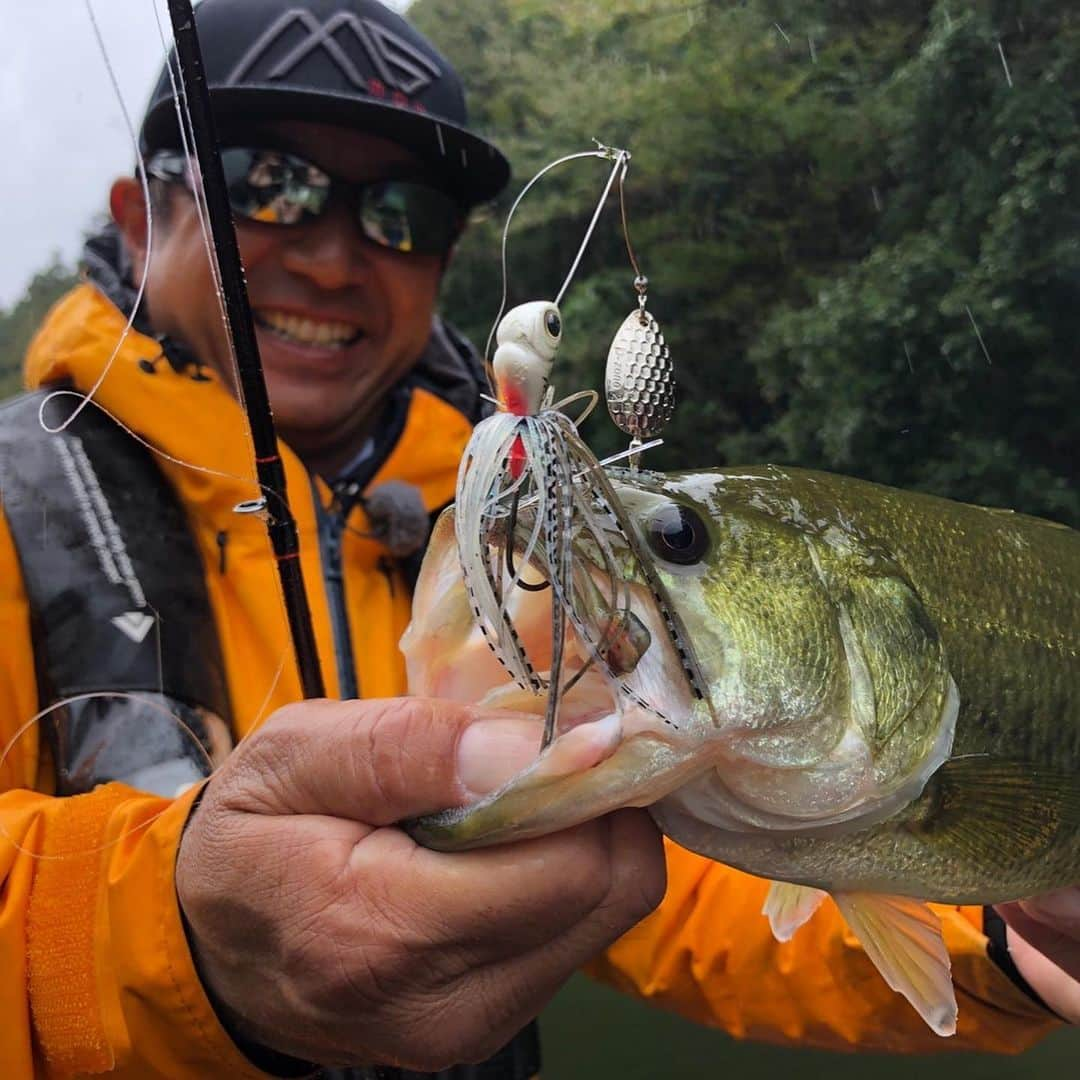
[415,0,1078,524]
[0,256,77,398]
[1,1,1076,1070]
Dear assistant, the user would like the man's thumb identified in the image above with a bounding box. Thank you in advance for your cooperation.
[225,698,540,824]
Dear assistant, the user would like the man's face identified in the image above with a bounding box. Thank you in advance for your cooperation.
[129,121,447,473]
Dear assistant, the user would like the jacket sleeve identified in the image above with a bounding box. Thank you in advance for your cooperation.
[587,838,1064,1054]
[0,512,271,1079]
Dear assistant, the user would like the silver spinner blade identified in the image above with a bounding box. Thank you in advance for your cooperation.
[605,310,676,440]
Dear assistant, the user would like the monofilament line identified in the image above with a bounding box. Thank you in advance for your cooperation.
[44,0,156,435]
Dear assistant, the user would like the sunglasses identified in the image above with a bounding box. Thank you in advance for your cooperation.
[147,146,465,256]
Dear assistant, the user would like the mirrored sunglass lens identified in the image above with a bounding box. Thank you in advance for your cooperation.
[360,182,461,254]
[220,149,330,225]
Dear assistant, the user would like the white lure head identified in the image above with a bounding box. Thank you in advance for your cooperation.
[492,301,562,414]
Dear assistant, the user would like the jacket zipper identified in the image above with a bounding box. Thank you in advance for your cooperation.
[313,480,360,699]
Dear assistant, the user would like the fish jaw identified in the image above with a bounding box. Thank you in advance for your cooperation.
[613,470,961,833]
[404,469,957,854]
[406,713,718,851]
[402,499,720,850]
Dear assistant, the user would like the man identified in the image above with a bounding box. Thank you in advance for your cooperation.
[0,0,1075,1076]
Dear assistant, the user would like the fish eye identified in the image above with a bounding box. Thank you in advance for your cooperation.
[544,309,561,339]
[645,503,709,565]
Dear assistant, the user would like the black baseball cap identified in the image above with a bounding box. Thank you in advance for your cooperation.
[139,0,510,206]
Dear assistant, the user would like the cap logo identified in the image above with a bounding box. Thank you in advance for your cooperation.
[227,9,442,97]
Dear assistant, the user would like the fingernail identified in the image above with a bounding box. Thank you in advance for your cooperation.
[457,715,541,798]
[532,713,621,779]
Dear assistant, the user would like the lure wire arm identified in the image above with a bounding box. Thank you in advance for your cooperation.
[485,147,632,381]
[553,151,629,307]
[465,141,696,754]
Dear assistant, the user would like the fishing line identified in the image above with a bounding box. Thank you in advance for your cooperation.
[151,0,235,377]
[38,1,240,490]
[45,0,253,487]
[241,653,290,742]
[7,4,310,849]
[33,2,288,744]
[47,0,284,528]
[0,692,216,861]
[37,0,156,439]
[40,390,256,487]
[165,0,324,699]
[152,0,269,443]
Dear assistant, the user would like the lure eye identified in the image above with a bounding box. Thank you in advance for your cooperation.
[645,503,710,565]
[544,309,561,339]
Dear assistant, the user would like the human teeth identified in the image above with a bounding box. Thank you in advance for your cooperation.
[258,310,360,346]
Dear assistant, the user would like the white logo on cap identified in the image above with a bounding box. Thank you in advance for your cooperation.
[227,9,443,97]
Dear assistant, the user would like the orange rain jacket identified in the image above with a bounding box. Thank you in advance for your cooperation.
[0,285,1063,1077]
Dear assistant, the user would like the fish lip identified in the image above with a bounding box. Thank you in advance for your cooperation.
[406,726,712,852]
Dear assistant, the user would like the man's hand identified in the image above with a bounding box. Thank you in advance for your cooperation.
[175,698,665,1070]
[996,888,1080,1023]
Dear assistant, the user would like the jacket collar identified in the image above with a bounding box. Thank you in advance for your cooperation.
[22,280,473,528]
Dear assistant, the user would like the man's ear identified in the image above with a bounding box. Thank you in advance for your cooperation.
[110,177,151,274]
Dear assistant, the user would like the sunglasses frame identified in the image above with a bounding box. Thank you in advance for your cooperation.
[145,146,467,257]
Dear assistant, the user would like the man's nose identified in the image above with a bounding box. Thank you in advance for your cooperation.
[279,207,370,290]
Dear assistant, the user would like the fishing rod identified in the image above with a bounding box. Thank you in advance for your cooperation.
[165,0,325,699]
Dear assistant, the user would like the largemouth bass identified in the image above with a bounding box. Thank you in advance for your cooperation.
[401,466,1080,1035]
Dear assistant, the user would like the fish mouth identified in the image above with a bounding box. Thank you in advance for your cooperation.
[402,508,714,851]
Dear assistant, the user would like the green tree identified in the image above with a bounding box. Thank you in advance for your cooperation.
[0,257,79,397]
[752,3,1080,522]
[415,0,1079,524]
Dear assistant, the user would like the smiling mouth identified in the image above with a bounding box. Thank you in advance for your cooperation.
[255,309,365,348]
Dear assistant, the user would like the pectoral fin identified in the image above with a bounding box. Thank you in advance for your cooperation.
[763,882,827,941]
[907,757,1080,869]
[833,892,957,1037]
